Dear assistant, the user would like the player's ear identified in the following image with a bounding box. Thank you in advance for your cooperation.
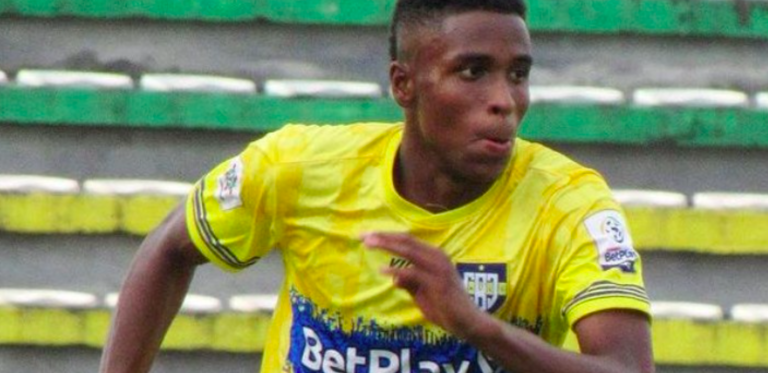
[389,61,415,108]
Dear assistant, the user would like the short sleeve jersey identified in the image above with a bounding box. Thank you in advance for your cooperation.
[186,123,650,373]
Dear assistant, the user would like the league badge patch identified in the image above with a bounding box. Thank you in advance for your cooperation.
[584,210,638,273]
[215,156,244,211]
[457,263,508,313]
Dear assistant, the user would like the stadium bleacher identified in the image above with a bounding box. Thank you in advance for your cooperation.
[1,0,767,38]
[2,83,768,146]
[2,179,768,254]
[1,0,767,372]
[758,92,768,109]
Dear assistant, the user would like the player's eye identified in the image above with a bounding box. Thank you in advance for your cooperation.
[509,68,530,84]
[459,65,488,80]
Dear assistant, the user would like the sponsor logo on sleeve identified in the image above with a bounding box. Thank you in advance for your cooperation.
[584,210,638,273]
[457,263,508,313]
[215,157,244,211]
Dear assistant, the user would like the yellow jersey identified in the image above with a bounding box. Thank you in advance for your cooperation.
[186,123,650,373]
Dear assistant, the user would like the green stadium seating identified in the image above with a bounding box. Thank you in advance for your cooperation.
[528,0,768,39]
[0,86,402,132]
[2,86,768,148]
[1,0,767,40]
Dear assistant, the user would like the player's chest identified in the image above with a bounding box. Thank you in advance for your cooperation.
[284,219,544,312]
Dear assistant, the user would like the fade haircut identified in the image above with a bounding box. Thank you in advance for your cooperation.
[389,0,527,61]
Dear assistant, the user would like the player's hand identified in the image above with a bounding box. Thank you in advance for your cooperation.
[361,232,485,340]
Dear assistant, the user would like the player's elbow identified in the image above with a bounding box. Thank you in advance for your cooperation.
[143,204,208,268]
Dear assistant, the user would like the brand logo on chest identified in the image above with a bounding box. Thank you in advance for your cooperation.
[457,263,508,313]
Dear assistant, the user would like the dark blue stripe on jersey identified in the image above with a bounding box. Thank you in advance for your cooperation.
[193,182,258,269]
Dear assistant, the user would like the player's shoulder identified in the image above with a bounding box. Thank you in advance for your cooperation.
[246,122,402,164]
[516,139,591,175]
[513,139,613,206]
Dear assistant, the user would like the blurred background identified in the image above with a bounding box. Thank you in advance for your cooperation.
[1,0,767,372]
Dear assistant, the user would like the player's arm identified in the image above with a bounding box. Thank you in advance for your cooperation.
[460,307,653,373]
[362,233,654,373]
[99,204,208,373]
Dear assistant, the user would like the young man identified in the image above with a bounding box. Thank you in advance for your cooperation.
[100,0,654,372]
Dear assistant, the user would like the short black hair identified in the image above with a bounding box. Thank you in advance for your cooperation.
[389,0,528,61]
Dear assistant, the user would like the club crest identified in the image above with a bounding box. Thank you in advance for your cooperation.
[457,263,508,313]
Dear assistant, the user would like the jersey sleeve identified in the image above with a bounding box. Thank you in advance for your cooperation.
[185,137,279,272]
[554,197,651,328]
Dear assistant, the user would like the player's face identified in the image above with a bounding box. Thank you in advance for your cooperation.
[394,11,532,185]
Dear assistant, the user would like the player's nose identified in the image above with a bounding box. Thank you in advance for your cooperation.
[488,77,515,118]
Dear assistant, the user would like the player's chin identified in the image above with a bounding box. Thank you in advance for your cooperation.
[457,158,509,185]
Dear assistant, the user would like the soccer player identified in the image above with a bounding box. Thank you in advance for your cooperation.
[100,0,654,372]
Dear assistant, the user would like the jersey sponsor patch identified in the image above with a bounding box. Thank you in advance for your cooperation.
[287,290,503,373]
[215,157,244,211]
[583,210,638,273]
[457,263,508,313]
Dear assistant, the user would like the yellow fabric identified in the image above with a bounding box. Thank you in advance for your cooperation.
[185,122,650,372]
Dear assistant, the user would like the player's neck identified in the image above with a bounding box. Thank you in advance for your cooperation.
[394,142,493,213]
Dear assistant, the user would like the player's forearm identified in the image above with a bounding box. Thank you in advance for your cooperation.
[462,312,648,373]
[99,230,198,373]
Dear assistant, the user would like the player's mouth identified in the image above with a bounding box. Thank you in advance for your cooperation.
[479,137,512,156]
